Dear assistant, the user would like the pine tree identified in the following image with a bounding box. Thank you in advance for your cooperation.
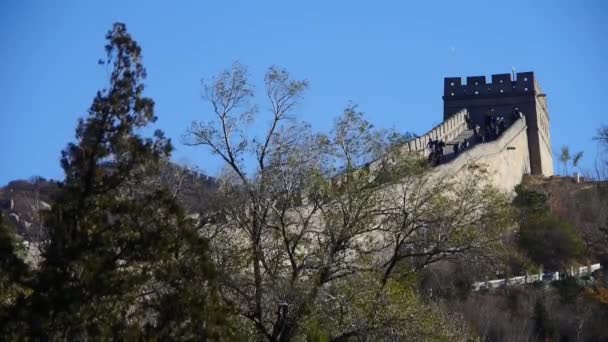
[4,23,231,339]
[0,214,32,336]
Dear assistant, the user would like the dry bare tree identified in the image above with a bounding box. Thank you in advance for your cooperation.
[185,63,513,341]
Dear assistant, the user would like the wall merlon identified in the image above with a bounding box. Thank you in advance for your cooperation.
[442,71,552,176]
[444,72,537,99]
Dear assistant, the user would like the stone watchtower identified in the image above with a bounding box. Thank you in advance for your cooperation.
[442,72,553,176]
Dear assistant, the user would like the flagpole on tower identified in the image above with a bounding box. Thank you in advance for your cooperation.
[511,66,516,81]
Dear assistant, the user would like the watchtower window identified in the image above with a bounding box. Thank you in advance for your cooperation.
[524,77,528,82]
[474,81,479,86]
[474,90,479,95]
[500,89,504,93]
[450,82,455,86]
[499,80,503,83]
[524,87,528,92]
[450,92,454,96]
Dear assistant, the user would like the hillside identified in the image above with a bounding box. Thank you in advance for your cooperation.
[0,178,59,243]
[519,175,608,264]
[0,163,218,244]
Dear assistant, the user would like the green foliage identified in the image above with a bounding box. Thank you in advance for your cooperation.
[557,145,584,175]
[514,186,584,271]
[302,274,474,341]
[0,215,32,336]
[517,214,584,272]
[504,249,539,275]
[572,151,584,168]
[559,145,571,174]
[185,59,516,339]
[0,23,232,339]
[0,216,29,284]
[552,276,583,304]
[513,185,549,218]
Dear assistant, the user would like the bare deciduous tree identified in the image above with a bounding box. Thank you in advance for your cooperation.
[185,64,513,341]
[593,125,608,180]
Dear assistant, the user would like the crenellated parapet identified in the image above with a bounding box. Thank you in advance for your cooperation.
[444,72,538,99]
[402,109,468,156]
[442,71,553,176]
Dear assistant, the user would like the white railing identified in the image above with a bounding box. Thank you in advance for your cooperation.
[472,263,601,291]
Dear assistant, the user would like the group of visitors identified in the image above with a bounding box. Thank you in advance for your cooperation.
[471,109,513,143]
[427,138,446,166]
[452,137,471,156]
[427,107,524,166]
[429,135,472,164]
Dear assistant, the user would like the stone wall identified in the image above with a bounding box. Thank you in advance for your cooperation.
[535,93,554,176]
[444,72,536,100]
[433,117,531,194]
[402,108,468,157]
[442,72,553,177]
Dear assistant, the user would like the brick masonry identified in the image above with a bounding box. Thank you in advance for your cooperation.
[442,72,553,176]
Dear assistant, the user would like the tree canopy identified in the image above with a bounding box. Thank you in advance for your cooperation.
[184,63,513,340]
[0,23,233,340]
[514,186,584,272]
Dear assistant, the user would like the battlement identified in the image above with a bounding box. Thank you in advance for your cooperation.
[444,72,539,99]
[442,71,552,177]
[402,109,468,156]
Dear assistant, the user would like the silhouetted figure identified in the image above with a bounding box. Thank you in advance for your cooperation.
[462,138,470,149]
[427,138,436,152]
[498,116,507,133]
[474,125,482,143]
[485,126,494,142]
[464,112,472,129]
[427,139,446,166]
[453,142,460,155]
[512,107,519,121]
[428,149,441,166]
[486,109,495,124]
[511,107,524,124]
[439,140,446,152]
[428,151,437,165]
[436,140,445,157]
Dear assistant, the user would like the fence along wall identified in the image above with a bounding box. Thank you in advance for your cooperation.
[403,109,468,156]
[472,264,601,291]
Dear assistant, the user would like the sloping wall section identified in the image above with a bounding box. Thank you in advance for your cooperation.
[433,117,531,194]
[402,109,468,157]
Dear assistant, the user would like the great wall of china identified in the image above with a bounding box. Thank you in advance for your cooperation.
[406,71,553,194]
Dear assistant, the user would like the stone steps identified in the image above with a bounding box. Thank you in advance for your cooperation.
[447,129,475,146]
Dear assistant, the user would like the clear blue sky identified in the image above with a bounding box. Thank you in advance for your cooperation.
[1,1,606,184]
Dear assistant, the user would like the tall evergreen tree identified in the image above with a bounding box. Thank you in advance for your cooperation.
[0,214,32,336]
[3,23,231,339]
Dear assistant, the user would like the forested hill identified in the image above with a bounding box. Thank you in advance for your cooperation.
[518,175,608,264]
[0,178,59,242]
[0,162,218,243]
